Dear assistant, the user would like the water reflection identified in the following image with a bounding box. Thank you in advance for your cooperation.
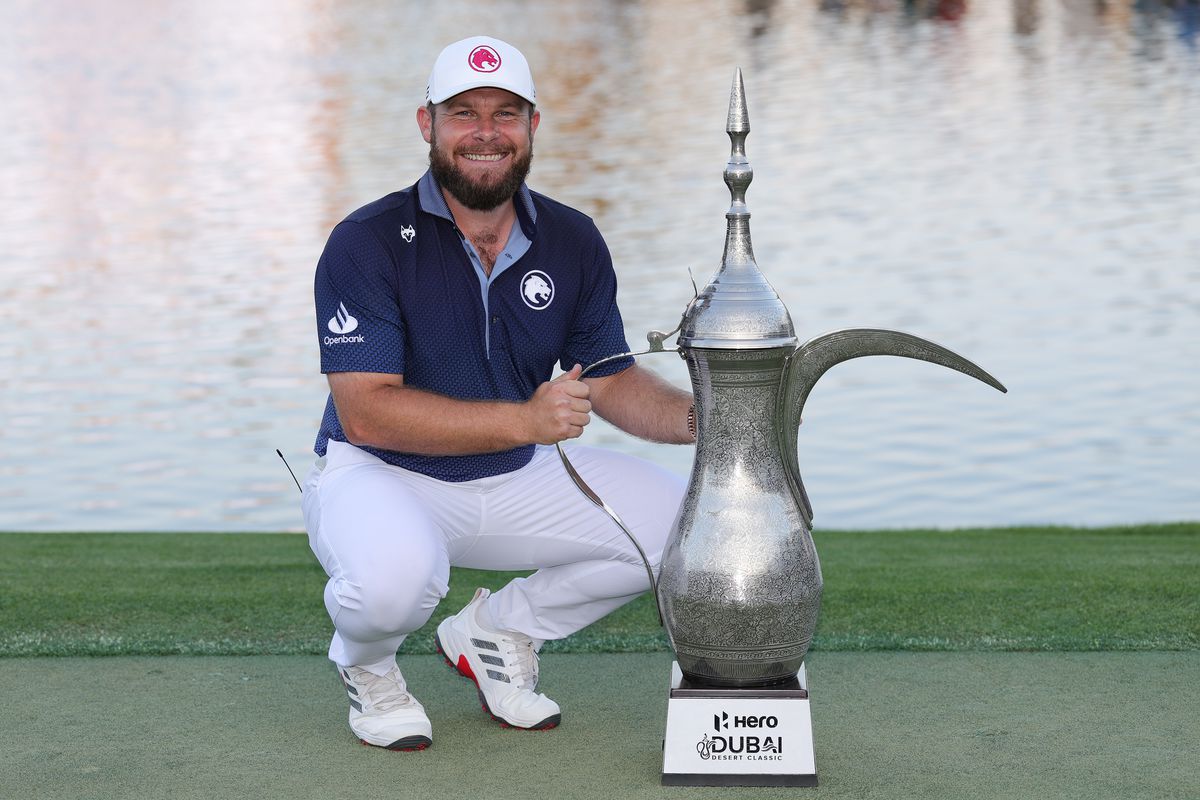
[813,0,1200,39]
[818,0,969,22]
[0,0,1196,531]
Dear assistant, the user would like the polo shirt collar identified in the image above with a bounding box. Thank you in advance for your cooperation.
[416,170,537,238]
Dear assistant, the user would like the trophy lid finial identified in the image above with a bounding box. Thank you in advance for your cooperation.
[678,69,796,350]
[724,68,752,218]
[727,67,749,134]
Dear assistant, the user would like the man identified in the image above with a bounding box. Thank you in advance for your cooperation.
[302,35,694,751]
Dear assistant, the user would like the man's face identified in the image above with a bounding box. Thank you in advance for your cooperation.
[418,88,540,212]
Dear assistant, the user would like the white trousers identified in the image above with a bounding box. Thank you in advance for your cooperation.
[301,439,686,674]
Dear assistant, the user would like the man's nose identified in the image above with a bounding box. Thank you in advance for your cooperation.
[472,117,499,140]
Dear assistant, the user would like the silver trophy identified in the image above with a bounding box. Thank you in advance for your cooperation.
[655,70,1006,785]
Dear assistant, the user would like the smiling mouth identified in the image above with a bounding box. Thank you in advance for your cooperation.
[461,152,508,162]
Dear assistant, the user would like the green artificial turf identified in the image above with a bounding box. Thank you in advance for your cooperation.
[6,652,1199,800]
[1,524,1196,657]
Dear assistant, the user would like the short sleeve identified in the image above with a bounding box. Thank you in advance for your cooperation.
[560,223,634,376]
[314,221,407,375]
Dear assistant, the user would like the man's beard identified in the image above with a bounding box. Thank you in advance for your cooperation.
[429,133,534,211]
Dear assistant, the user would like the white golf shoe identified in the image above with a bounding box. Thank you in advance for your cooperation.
[435,588,562,730]
[338,664,432,751]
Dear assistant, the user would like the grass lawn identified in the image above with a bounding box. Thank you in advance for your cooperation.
[1,523,1196,657]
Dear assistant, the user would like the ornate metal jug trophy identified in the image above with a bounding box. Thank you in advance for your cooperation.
[654,69,1006,787]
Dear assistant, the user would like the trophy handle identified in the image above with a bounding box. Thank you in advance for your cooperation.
[557,345,688,628]
[777,328,1007,528]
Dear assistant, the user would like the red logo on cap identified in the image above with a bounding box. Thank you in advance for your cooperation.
[468,45,501,73]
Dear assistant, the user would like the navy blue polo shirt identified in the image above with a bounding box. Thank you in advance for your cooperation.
[313,171,634,481]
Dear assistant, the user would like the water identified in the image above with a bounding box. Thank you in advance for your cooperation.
[1,0,1197,531]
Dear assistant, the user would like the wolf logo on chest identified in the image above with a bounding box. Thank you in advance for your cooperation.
[520,270,554,310]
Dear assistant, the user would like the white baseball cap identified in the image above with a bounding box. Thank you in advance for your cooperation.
[426,36,537,106]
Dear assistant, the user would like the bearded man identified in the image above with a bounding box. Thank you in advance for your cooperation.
[303,36,694,751]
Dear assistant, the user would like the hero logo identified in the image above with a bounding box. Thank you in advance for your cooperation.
[325,302,364,345]
[468,45,501,73]
[520,270,554,310]
[696,713,783,761]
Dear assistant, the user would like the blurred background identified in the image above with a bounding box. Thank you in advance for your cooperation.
[0,0,1197,531]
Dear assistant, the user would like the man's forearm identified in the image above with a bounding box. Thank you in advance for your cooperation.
[335,380,532,455]
[587,365,694,445]
[328,368,593,455]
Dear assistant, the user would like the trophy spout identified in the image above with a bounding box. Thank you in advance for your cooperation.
[778,329,1007,527]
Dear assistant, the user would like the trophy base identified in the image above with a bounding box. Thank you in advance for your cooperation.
[661,661,816,787]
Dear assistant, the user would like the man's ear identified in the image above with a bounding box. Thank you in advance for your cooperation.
[417,105,434,143]
[529,108,541,139]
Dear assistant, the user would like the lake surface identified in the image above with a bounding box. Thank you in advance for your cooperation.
[1,0,1197,531]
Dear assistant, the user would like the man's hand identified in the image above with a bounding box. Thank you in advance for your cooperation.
[525,364,592,444]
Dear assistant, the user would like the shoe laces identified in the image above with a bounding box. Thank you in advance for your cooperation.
[500,633,540,690]
[345,666,418,714]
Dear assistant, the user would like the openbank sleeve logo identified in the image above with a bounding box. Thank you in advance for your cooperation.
[328,302,359,334]
[520,270,554,310]
[468,45,501,73]
[324,302,365,345]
